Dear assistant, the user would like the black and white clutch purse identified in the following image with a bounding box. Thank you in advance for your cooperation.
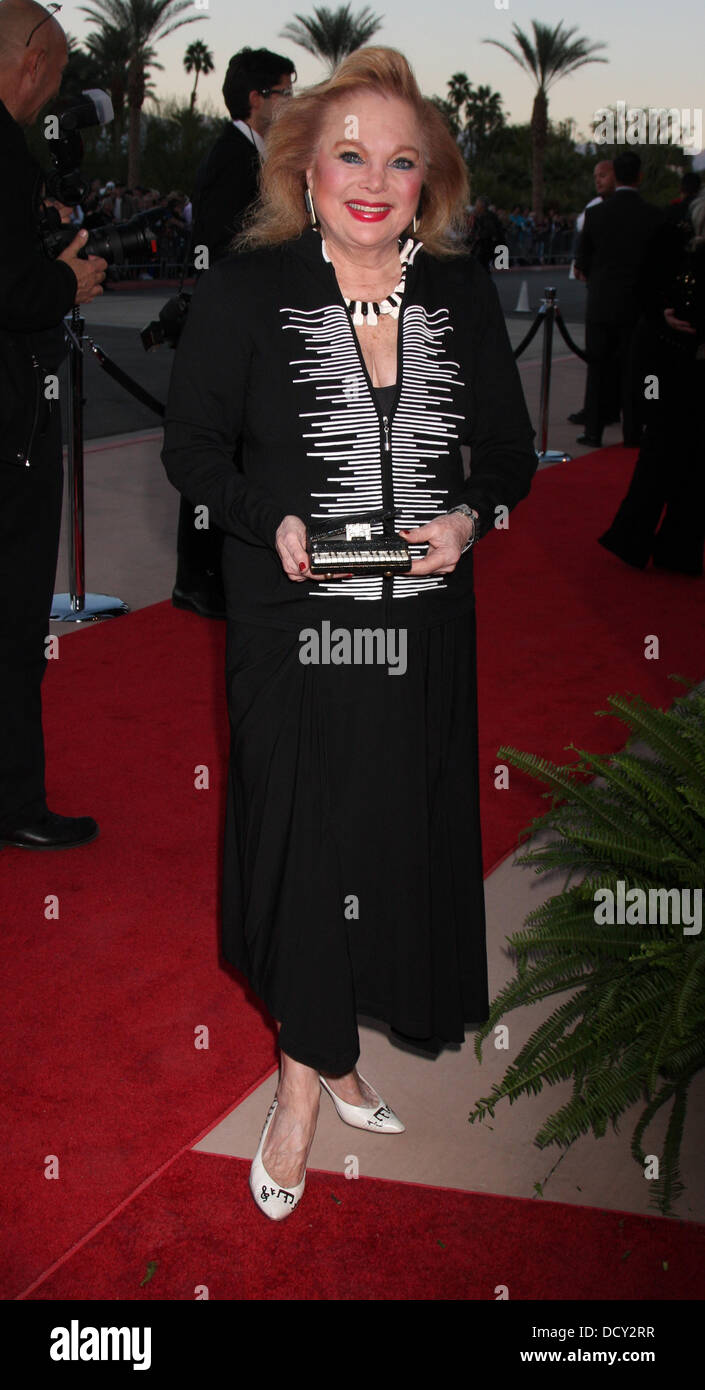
[306,513,411,577]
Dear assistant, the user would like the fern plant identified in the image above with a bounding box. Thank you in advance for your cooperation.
[470,681,705,1216]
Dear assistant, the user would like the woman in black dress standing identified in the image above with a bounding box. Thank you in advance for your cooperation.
[599,190,705,573]
[162,47,537,1220]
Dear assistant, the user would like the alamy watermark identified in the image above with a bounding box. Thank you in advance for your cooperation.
[593,881,702,934]
[593,102,702,150]
[50,1321,151,1370]
[298,621,407,676]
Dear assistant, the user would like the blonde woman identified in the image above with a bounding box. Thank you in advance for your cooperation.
[162,47,537,1220]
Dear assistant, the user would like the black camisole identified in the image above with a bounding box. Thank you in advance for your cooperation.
[373,383,396,416]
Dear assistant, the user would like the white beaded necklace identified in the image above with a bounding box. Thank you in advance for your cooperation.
[320,236,421,326]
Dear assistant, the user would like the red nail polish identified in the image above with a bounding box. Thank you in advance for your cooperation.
[299,561,306,571]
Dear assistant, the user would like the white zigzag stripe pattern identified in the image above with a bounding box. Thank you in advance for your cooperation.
[280,301,466,601]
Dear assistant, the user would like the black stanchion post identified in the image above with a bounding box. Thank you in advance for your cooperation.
[537,286,572,465]
[51,307,130,623]
[68,305,85,603]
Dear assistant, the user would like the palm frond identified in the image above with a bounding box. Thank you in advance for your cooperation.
[470,686,705,1215]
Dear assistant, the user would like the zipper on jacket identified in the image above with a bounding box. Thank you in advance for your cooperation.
[381,413,393,521]
[22,353,42,467]
[381,413,395,614]
[340,290,408,610]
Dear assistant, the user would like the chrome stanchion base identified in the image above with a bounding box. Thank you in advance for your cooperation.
[50,593,130,623]
[537,448,572,465]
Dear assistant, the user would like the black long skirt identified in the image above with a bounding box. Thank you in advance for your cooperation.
[221,607,490,1075]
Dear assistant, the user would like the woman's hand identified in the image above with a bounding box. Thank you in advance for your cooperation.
[275,514,312,581]
[275,514,349,582]
[400,512,475,575]
[664,307,696,335]
[276,512,476,582]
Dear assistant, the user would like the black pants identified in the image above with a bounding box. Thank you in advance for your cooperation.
[0,406,63,830]
[599,344,705,573]
[175,496,225,594]
[584,317,641,443]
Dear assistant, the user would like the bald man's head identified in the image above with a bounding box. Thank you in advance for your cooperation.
[0,0,67,125]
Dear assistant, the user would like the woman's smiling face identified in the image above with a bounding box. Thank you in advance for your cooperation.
[306,90,425,255]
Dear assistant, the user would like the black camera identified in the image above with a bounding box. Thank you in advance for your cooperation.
[40,203,168,266]
[39,88,166,268]
[140,290,192,351]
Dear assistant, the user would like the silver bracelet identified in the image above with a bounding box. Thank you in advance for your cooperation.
[445,503,478,553]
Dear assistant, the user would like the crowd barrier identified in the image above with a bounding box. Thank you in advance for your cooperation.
[502,225,575,266]
[110,230,576,283]
[511,285,593,464]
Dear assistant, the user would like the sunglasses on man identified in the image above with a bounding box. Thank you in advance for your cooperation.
[25,2,62,46]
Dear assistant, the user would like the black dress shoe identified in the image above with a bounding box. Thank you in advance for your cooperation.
[576,434,603,448]
[0,810,99,850]
[171,587,226,620]
[597,534,648,568]
[567,410,585,424]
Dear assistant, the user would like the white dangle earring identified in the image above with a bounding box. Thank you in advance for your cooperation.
[304,186,318,229]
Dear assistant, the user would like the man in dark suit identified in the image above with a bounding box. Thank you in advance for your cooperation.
[0,0,107,850]
[567,158,617,427]
[173,46,295,619]
[575,151,663,448]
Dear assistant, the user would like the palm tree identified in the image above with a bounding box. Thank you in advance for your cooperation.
[440,74,505,160]
[280,5,383,71]
[447,71,473,115]
[61,31,99,94]
[79,1,207,186]
[183,38,214,111]
[467,85,505,145]
[484,19,607,218]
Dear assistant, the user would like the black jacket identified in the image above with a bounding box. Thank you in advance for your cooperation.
[162,229,537,631]
[0,97,77,466]
[575,188,664,324]
[190,122,260,265]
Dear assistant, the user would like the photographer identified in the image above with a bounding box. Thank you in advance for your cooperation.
[0,0,106,851]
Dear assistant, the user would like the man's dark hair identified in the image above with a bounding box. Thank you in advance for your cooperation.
[613,151,642,185]
[222,47,296,120]
[681,171,702,198]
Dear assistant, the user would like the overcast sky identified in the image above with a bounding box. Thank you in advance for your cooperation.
[61,0,703,152]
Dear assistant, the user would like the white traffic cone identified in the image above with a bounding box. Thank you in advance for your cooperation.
[515,279,530,312]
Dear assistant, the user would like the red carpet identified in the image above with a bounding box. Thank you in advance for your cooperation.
[25,1153,705,1301]
[3,445,704,1299]
[476,445,705,872]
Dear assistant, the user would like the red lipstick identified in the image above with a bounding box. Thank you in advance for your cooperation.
[345,201,392,222]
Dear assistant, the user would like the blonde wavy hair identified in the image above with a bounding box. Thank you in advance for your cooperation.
[234,46,469,258]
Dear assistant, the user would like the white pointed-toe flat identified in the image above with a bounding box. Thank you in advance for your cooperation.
[249,1097,306,1220]
[319,1072,406,1133]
